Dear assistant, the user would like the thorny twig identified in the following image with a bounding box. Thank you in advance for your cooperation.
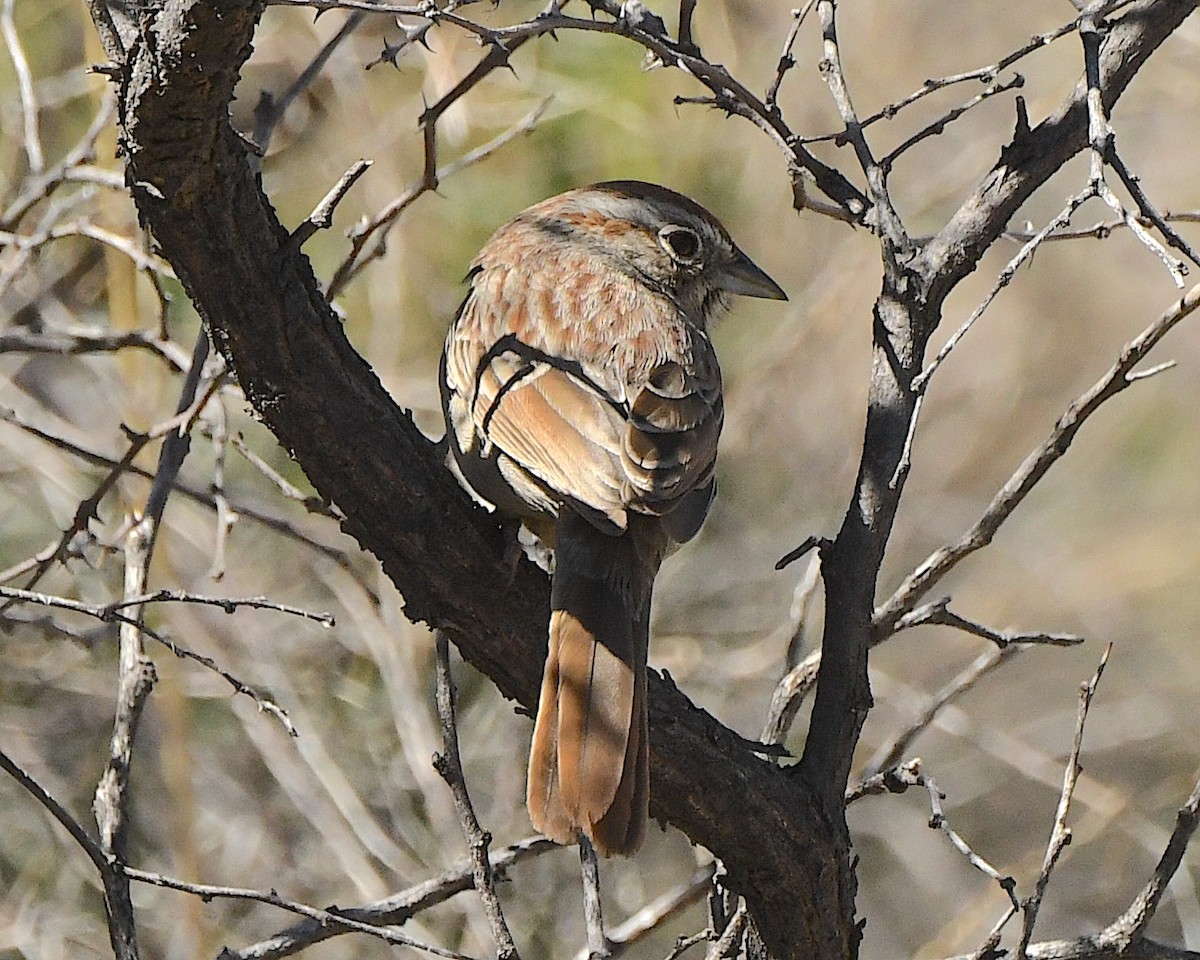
[326,99,549,298]
[1,738,551,960]
[253,9,366,149]
[1078,7,1187,288]
[764,1,817,115]
[1,586,298,735]
[0,405,355,572]
[881,74,1025,168]
[0,585,335,625]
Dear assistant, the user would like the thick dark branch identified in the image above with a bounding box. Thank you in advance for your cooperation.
[83,1,842,956]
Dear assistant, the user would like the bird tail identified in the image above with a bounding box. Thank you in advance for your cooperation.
[526,514,657,856]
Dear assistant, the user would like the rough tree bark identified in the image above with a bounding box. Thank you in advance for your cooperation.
[79,0,1199,956]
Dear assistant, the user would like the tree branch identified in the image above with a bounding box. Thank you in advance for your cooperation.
[83,0,844,955]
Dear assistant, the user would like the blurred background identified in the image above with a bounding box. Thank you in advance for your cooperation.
[2,1,1200,957]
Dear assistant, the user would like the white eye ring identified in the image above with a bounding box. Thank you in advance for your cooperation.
[658,225,703,264]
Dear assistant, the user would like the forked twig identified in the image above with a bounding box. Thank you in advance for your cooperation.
[879,283,1200,636]
[578,863,715,959]
[326,100,549,298]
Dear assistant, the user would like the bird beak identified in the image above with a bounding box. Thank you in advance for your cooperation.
[719,248,788,301]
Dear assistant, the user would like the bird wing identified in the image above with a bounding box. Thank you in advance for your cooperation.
[443,294,723,540]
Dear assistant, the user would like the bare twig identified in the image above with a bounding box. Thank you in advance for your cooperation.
[433,632,520,960]
[144,329,214,524]
[677,0,696,51]
[878,283,1200,635]
[970,904,1019,960]
[760,554,823,746]
[285,158,373,251]
[1002,209,1200,243]
[265,0,484,13]
[894,598,1083,649]
[1,585,299,735]
[1079,8,1186,288]
[815,0,906,240]
[202,394,235,580]
[0,746,108,872]
[774,535,823,571]
[2,96,115,227]
[704,902,747,960]
[92,517,158,960]
[1106,153,1200,272]
[0,585,333,625]
[0,404,354,571]
[0,325,189,369]
[253,10,365,149]
[230,433,341,517]
[582,864,716,960]
[222,836,555,960]
[327,99,549,298]
[1102,774,1200,949]
[1,0,43,173]
[913,188,1095,396]
[126,867,477,959]
[664,931,712,960]
[804,3,1136,148]
[1016,643,1112,958]
[1,746,483,957]
[863,644,1021,779]
[925,774,1019,909]
[580,837,610,960]
[764,1,816,114]
[845,757,924,805]
[0,428,151,605]
[882,74,1025,168]
[0,220,176,277]
[418,1,868,219]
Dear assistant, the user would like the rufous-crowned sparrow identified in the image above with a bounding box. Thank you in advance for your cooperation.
[441,180,785,855]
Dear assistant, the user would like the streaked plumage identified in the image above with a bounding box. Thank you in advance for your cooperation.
[440,181,785,855]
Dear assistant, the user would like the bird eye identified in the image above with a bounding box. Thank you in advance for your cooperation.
[658,226,702,263]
